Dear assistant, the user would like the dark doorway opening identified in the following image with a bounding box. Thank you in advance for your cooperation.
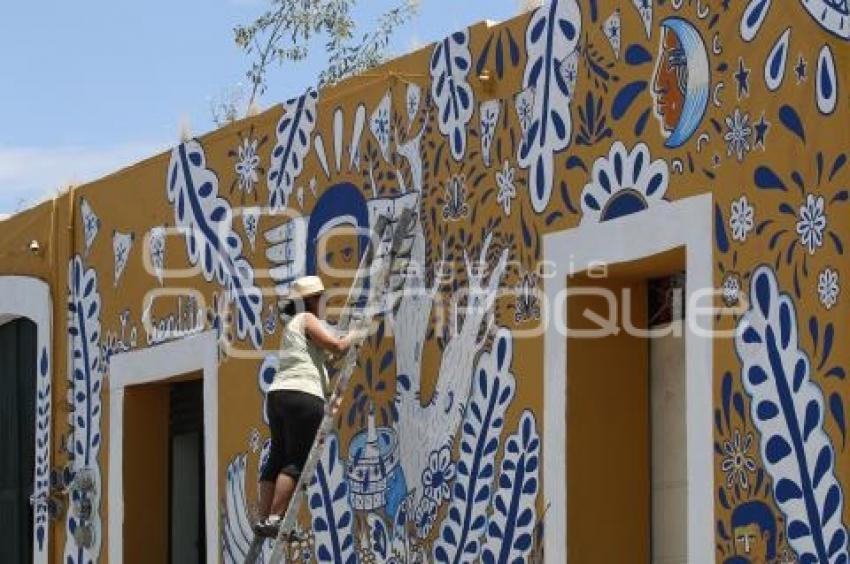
[0,318,37,564]
[169,380,205,564]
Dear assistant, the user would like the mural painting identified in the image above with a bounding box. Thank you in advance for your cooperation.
[0,0,848,562]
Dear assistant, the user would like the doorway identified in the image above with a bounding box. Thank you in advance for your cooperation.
[565,253,687,563]
[123,375,206,564]
[0,318,36,564]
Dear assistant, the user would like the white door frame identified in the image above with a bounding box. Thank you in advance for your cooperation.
[0,275,52,564]
[107,330,220,564]
[542,194,714,561]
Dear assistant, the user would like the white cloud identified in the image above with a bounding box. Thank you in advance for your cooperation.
[0,140,170,214]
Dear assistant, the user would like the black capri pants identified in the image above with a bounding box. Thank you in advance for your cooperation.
[260,390,325,482]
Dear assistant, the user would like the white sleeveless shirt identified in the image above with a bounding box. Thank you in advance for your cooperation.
[269,312,329,399]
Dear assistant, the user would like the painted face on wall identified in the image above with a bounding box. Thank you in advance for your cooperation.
[651,17,710,149]
[733,522,770,564]
[317,225,360,316]
[652,27,688,135]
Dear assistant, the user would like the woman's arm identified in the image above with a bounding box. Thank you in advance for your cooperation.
[303,313,356,355]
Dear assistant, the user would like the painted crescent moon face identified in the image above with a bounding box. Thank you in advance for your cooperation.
[651,18,710,149]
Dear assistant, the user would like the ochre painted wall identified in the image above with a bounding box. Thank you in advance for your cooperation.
[567,275,650,563]
[0,1,847,562]
[122,383,169,564]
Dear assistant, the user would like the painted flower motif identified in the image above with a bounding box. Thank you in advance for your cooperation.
[580,141,669,224]
[407,88,420,121]
[722,271,742,307]
[442,174,469,221]
[729,196,755,242]
[421,445,456,503]
[234,137,261,193]
[796,194,827,255]
[373,105,390,149]
[515,87,535,135]
[414,496,437,539]
[724,108,753,162]
[496,160,517,216]
[515,271,541,323]
[818,267,840,310]
[721,430,757,489]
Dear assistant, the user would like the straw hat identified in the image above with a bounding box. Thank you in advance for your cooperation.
[287,276,325,300]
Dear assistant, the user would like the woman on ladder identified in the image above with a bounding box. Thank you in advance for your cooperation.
[254,275,358,538]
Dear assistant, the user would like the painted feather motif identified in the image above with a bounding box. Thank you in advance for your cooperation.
[433,327,516,563]
[221,454,270,564]
[65,255,104,564]
[308,434,357,563]
[430,29,475,162]
[167,139,264,349]
[482,410,540,564]
[34,346,51,555]
[735,266,848,563]
[268,88,319,211]
[518,0,581,213]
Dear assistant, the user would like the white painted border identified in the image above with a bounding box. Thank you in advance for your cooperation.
[0,275,52,564]
[542,194,714,561]
[108,331,219,564]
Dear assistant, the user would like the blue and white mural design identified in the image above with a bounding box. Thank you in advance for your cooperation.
[268,88,320,211]
[518,0,582,214]
[430,29,475,162]
[33,345,51,558]
[735,266,849,563]
[580,141,669,224]
[64,255,104,564]
[166,139,264,349]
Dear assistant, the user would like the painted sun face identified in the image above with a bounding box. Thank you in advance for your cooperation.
[652,28,688,135]
[317,225,360,316]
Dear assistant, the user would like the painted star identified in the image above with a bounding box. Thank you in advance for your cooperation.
[754,113,770,149]
[735,57,750,99]
[795,55,808,83]
[713,153,722,168]
[722,0,731,10]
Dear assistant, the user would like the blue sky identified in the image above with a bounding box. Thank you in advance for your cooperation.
[0,0,519,215]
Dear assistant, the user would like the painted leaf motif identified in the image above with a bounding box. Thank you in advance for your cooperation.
[308,434,357,564]
[518,0,581,213]
[430,29,475,161]
[34,346,51,552]
[735,266,849,563]
[268,88,319,211]
[817,45,838,116]
[433,327,516,563]
[65,255,104,564]
[740,0,773,42]
[764,28,791,92]
[221,454,270,564]
[482,411,540,564]
[167,140,264,349]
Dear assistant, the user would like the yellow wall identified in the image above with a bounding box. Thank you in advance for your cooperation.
[0,1,847,562]
[567,275,650,563]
